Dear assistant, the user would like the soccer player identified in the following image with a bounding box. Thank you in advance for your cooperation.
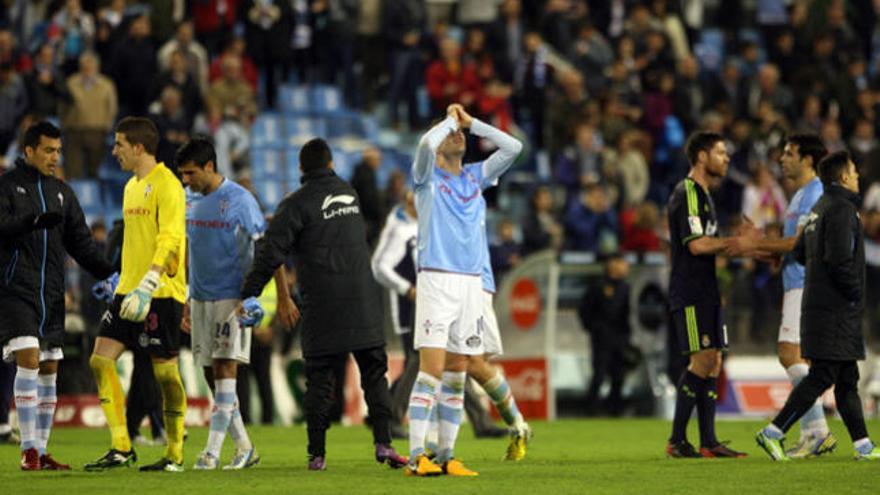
[665,131,751,458]
[406,104,522,477]
[0,121,116,470]
[176,137,298,469]
[733,134,836,457]
[85,117,189,472]
[371,191,419,439]
[240,138,407,471]
[756,151,880,461]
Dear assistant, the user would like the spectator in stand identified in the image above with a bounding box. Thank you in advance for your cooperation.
[0,28,32,74]
[795,94,824,134]
[50,0,96,75]
[192,100,250,178]
[489,219,522,281]
[150,86,190,168]
[522,186,564,254]
[112,15,158,118]
[569,21,614,97]
[463,28,495,85]
[383,169,407,215]
[61,51,117,179]
[158,20,210,94]
[620,201,661,253]
[556,121,604,205]
[488,0,525,83]
[673,55,705,133]
[425,37,482,115]
[350,147,383,247]
[24,43,71,120]
[546,70,591,160]
[747,64,795,122]
[605,129,649,208]
[239,0,292,109]
[384,0,427,130]
[741,164,787,229]
[206,55,257,125]
[192,0,240,57]
[849,118,878,165]
[515,31,556,153]
[209,37,259,93]
[821,118,846,153]
[642,70,675,140]
[565,184,619,254]
[708,60,746,119]
[152,50,203,127]
[0,62,29,153]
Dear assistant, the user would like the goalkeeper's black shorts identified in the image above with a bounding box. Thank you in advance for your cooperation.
[99,295,183,359]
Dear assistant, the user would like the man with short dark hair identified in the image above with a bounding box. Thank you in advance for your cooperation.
[757,150,880,461]
[0,121,115,470]
[241,138,407,471]
[177,136,297,470]
[665,131,753,458]
[734,133,836,457]
[86,116,189,472]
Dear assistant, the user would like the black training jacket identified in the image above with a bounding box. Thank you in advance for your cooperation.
[241,168,385,358]
[0,158,115,332]
[793,184,866,361]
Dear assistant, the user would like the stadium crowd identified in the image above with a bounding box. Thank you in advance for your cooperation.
[2,0,880,412]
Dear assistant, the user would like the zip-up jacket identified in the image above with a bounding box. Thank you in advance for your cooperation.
[241,167,384,358]
[0,158,115,339]
[793,184,866,361]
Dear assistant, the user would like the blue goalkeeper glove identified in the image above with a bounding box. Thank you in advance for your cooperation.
[120,269,160,322]
[91,272,119,303]
[239,297,265,327]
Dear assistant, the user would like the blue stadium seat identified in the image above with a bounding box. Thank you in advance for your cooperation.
[311,85,344,114]
[694,28,724,73]
[284,116,327,143]
[278,85,312,114]
[284,148,302,185]
[253,180,285,213]
[251,113,285,148]
[329,147,357,181]
[68,179,104,215]
[250,148,284,182]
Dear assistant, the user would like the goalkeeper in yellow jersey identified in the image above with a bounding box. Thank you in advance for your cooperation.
[85,117,189,472]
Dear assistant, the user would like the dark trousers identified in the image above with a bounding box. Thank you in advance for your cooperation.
[0,360,14,426]
[387,49,422,127]
[586,336,626,416]
[126,347,164,439]
[64,129,106,178]
[249,342,274,425]
[305,346,393,457]
[772,359,868,441]
[390,331,419,426]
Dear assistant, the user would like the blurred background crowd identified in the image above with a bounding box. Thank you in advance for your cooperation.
[3,0,880,414]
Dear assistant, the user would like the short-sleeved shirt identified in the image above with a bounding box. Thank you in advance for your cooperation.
[186,178,266,301]
[782,177,823,291]
[414,161,492,275]
[667,177,721,310]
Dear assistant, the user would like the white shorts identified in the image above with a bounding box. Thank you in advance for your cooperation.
[414,270,484,355]
[778,289,803,344]
[481,291,503,357]
[2,336,63,363]
[191,299,252,368]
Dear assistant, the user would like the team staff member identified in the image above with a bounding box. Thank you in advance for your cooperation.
[0,121,115,470]
[757,151,880,461]
[85,117,189,472]
[241,138,407,471]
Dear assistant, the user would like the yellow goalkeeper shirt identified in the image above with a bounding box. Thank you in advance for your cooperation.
[116,162,187,303]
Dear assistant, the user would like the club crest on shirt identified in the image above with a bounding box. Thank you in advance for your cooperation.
[144,184,153,199]
[688,215,703,235]
[57,192,63,207]
[701,334,710,348]
[218,199,230,217]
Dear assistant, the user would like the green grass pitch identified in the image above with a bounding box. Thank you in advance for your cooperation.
[1,419,878,494]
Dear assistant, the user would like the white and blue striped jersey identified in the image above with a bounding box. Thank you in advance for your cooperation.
[412,116,522,275]
[782,177,823,291]
[186,178,266,300]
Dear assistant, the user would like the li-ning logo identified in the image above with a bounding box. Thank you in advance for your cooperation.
[16,186,25,194]
[321,194,359,219]
[57,192,63,207]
